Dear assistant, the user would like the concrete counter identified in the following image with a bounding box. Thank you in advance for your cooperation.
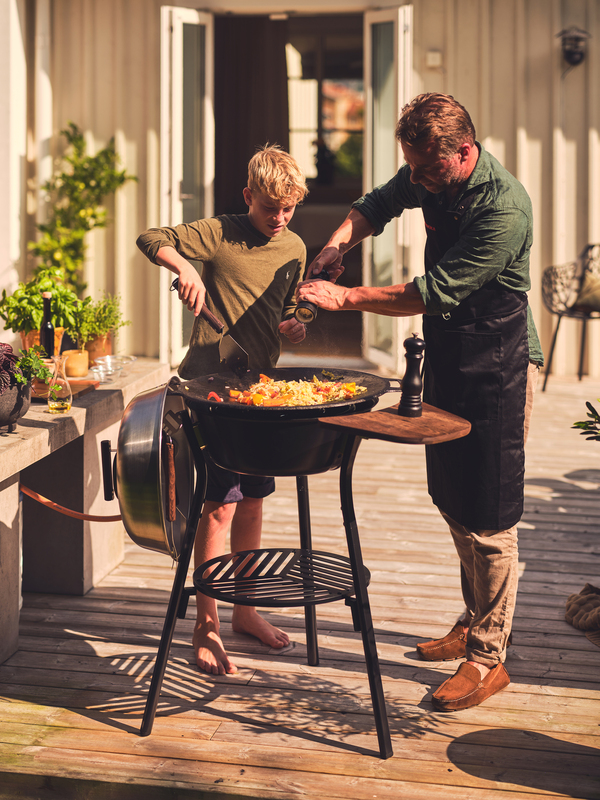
[0,358,172,664]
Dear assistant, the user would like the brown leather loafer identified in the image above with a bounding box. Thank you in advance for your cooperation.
[431,662,510,711]
[416,621,467,661]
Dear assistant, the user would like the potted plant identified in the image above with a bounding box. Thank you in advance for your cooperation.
[0,343,53,431]
[63,297,95,377]
[29,122,136,295]
[0,267,79,353]
[85,293,130,365]
[573,402,600,440]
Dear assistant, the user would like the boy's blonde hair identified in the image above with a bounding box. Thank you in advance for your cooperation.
[247,144,308,204]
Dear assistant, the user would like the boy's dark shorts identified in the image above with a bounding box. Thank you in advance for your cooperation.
[205,457,275,504]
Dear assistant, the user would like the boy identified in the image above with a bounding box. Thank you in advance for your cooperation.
[137,145,308,675]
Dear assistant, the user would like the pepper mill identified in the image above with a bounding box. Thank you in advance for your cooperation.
[398,333,425,417]
[294,270,331,324]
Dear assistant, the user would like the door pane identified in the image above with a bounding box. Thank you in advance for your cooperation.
[181,22,206,346]
[370,21,395,355]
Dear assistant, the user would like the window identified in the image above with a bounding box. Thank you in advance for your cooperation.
[286,16,363,191]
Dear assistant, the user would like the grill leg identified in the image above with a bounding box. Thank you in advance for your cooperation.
[339,435,393,760]
[297,476,319,666]
[139,414,207,737]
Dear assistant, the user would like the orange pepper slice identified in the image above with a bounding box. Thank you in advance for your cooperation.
[259,373,271,383]
[229,389,242,398]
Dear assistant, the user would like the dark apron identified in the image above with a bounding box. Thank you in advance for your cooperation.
[421,195,528,531]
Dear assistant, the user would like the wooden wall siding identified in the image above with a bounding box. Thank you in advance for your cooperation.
[411,0,600,378]
[47,0,600,374]
[51,0,163,358]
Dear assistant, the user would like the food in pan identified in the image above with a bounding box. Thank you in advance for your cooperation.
[225,373,368,407]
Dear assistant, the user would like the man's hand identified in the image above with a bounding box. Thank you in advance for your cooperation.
[305,246,346,282]
[296,278,350,311]
[279,318,306,344]
[305,209,375,282]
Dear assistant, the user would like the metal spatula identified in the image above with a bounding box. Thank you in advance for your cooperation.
[170,279,249,374]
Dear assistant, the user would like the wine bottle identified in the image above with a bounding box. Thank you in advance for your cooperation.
[40,291,54,357]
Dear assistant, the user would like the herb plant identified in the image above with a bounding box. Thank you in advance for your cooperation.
[66,297,95,349]
[88,293,130,338]
[0,343,53,396]
[0,268,79,335]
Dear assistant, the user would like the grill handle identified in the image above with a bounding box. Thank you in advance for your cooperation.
[101,439,115,501]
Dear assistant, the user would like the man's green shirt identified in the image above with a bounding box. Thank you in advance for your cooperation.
[353,144,543,364]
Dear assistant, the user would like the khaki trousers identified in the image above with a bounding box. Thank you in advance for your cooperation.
[440,362,539,667]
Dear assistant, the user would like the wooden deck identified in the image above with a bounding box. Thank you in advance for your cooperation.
[1,375,600,799]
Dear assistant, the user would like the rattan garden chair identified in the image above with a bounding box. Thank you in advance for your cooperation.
[541,243,600,391]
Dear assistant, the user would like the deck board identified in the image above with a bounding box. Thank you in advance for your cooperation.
[1,375,600,799]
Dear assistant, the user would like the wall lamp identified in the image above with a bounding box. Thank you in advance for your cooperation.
[557,26,591,66]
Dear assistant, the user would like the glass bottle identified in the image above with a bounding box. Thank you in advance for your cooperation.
[40,291,55,357]
[48,355,72,414]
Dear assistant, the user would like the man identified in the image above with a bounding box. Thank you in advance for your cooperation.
[297,93,543,711]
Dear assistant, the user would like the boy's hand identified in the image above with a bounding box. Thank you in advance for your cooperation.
[279,318,306,344]
[176,263,206,316]
[306,246,345,282]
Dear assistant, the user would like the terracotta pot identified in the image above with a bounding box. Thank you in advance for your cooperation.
[20,327,65,356]
[0,381,32,432]
[63,349,89,378]
[30,356,54,399]
[86,334,112,366]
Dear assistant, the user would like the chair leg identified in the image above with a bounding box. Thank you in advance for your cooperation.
[542,315,563,392]
[579,318,588,381]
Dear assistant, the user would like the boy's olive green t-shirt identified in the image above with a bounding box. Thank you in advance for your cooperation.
[137,215,306,378]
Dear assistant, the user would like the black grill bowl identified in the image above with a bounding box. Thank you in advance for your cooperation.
[172,367,397,476]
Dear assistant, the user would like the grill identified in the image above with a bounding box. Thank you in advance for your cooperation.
[107,338,471,761]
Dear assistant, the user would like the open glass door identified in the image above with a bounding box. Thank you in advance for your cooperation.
[363,6,412,373]
[160,6,214,366]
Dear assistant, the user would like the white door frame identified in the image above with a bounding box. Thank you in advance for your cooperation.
[363,5,413,374]
[159,6,214,367]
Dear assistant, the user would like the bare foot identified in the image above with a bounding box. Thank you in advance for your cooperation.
[193,621,238,675]
[232,606,290,649]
